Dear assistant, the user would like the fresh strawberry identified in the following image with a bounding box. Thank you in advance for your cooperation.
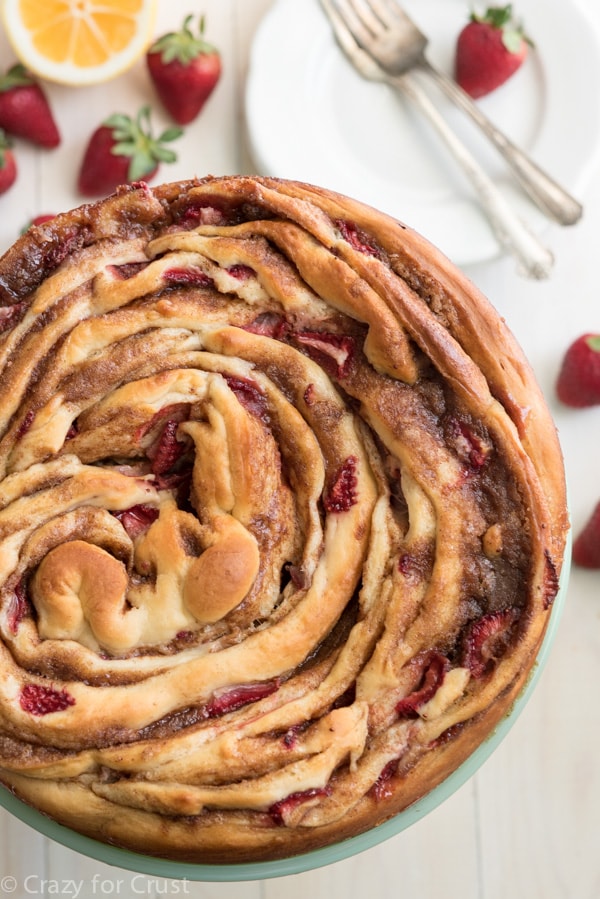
[30,213,56,226]
[77,106,182,197]
[573,502,600,568]
[20,213,56,235]
[0,64,60,148]
[147,14,222,125]
[454,5,532,99]
[556,333,600,407]
[0,130,17,196]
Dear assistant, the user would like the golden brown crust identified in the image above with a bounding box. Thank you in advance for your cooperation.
[0,176,568,862]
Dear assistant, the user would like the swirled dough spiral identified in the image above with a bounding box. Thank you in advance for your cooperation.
[0,177,568,863]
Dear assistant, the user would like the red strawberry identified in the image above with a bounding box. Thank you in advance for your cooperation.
[556,333,600,407]
[20,213,56,234]
[77,106,182,197]
[573,502,600,568]
[0,130,17,196]
[0,64,60,148]
[147,14,222,125]
[455,5,532,99]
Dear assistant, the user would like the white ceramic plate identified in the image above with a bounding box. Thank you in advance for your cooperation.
[245,0,600,267]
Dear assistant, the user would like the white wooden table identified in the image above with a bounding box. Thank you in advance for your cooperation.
[0,1,599,896]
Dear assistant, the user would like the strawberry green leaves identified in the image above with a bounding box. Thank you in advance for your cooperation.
[77,105,182,196]
[104,107,182,181]
[149,14,217,66]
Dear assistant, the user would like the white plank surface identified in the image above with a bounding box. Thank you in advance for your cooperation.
[1,1,600,897]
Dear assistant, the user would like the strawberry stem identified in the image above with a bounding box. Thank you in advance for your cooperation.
[149,14,219,66]
[0,63,35,93]
[471,4,514,28]
[470,4,533,51]
[104,106,182,182]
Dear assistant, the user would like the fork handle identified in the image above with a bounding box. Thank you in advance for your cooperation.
[420,60,583,227]
[392,72,554,278]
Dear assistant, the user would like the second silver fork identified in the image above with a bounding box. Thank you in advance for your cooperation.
[321,0,555,278]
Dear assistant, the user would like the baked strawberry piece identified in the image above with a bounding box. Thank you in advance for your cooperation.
[147,14,222,125]
[454,4,532,99]
[556,334,600,407]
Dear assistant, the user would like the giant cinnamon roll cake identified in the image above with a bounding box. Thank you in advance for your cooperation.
[0,176,567,863]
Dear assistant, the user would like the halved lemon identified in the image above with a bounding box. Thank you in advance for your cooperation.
[2,0,158,85]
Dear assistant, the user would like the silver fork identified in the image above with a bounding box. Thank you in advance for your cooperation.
[320,0,555,278]
[327,0,582,226]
